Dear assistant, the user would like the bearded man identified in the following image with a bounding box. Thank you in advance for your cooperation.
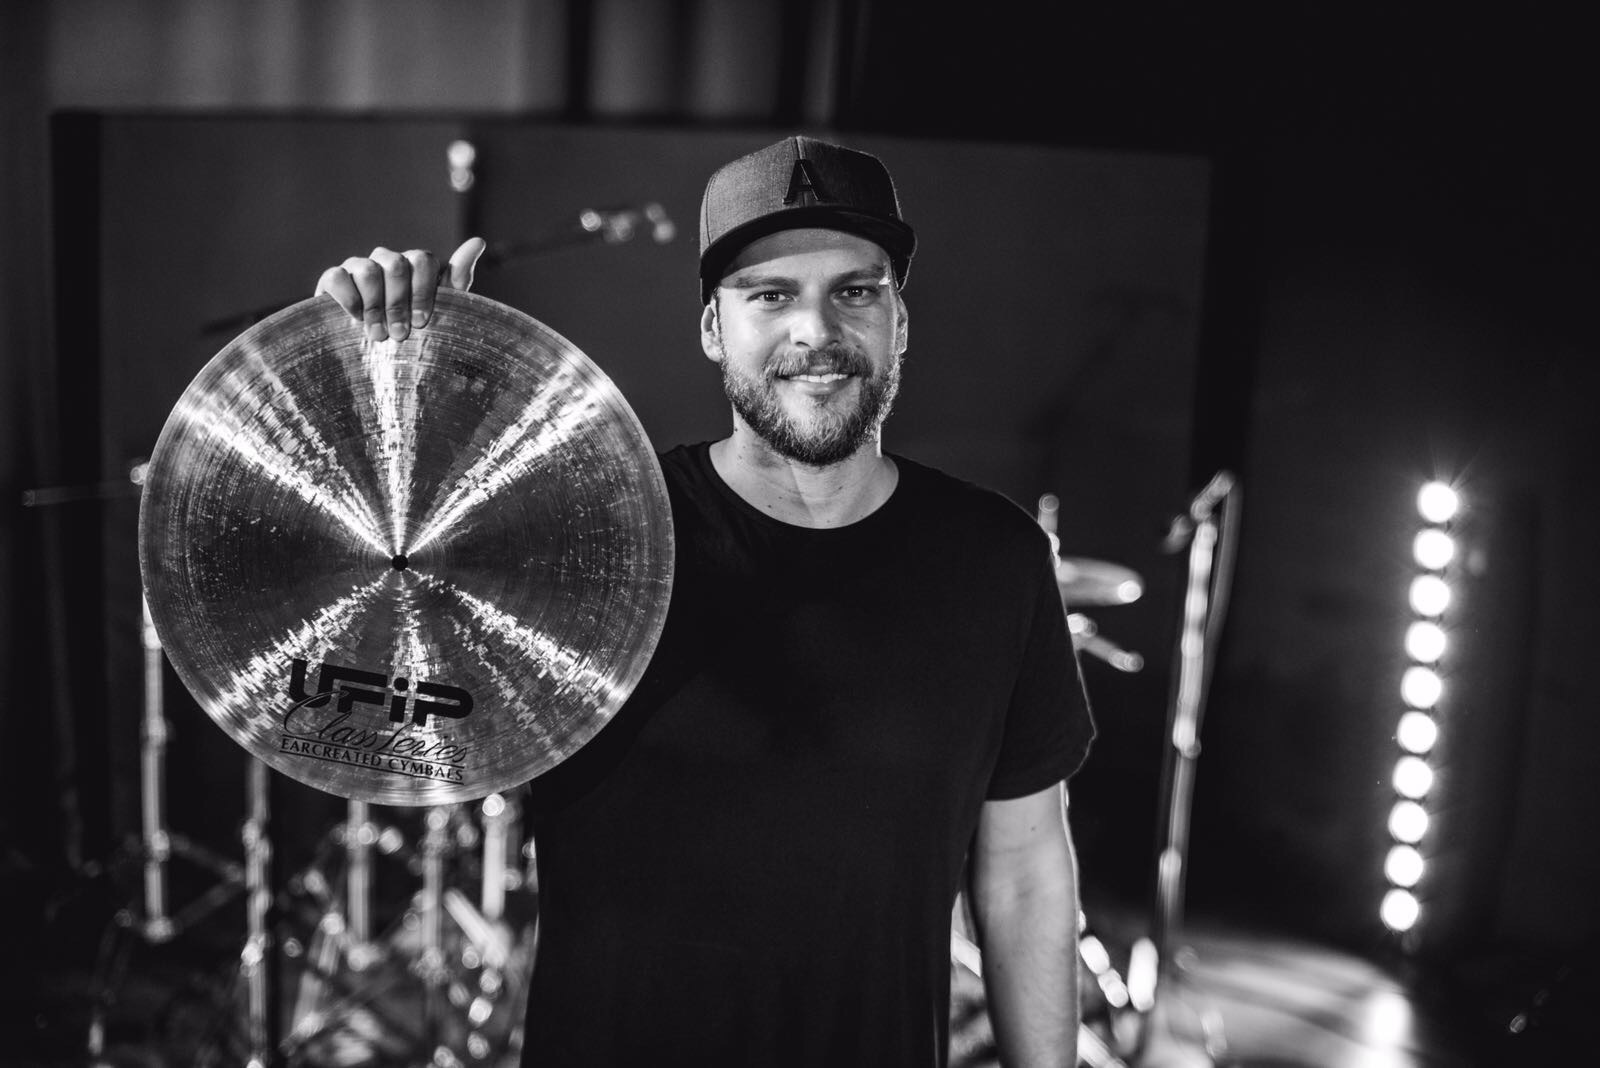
[314,135,1095,1068]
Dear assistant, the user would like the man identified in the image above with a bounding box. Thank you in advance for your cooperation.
[315,135,1094,1067]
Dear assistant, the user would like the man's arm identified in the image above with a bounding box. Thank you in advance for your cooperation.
[969,781,1080,1068]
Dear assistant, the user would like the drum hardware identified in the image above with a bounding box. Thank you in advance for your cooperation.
[1068,613,1145,674]
[240,757,281,1067]
[1109,470,1240,1067]
[130,588,256,944]
[1056,557,1145,608]
[1032,479,1240,1067]
[275,801,535,1066]
[1035,494,1147,675]
[477,791,523,922]
[1150,472,1238,980]
[21,464,249,947]
[22,465,263,1064]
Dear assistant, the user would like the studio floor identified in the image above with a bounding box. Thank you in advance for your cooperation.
[8,858,1569,1068]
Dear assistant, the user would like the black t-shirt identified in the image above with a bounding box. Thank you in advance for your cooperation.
[521,442,1094,1066]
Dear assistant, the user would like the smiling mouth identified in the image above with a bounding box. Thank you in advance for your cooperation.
[782,372,852,384]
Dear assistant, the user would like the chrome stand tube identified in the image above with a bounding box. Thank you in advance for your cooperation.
[241,758,280,1068]
[347,799,374,945]
[138,594,173,943]
[420,806,450,1050]
[480,793,512,922]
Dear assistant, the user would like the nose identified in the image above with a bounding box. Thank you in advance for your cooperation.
[787,296,841,348]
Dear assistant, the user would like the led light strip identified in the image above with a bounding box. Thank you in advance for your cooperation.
[1381,480,1461,936]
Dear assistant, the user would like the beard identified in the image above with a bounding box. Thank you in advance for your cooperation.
[719,342,902,467]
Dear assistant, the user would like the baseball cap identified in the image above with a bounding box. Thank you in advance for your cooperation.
[698,135,917,303]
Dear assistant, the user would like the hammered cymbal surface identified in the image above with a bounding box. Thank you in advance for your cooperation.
[139,288,674,805]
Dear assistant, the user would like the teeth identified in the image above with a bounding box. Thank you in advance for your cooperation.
[789,373,848,383]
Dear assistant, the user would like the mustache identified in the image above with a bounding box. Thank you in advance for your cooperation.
[765,345,872,380]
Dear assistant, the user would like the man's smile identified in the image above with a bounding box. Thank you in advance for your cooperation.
[778,370,857,396]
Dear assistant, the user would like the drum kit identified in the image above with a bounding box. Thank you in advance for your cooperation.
[88,287,1232,1066]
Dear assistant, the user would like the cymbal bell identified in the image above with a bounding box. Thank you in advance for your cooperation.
[139,288,674,806]
[1056,556,1143,607]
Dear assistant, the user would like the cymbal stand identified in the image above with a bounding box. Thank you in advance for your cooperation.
[479,792,517,922]
[417,805,452,1050]
[84,571,246,1061]
[432,800,529,1064]
[132,592,247,942]
[1150,472,1238,972]
[1121,470,1240,1066]
[278,817,418,1065]
[24,464,244,941]
[345,800,380,958]
[1036,494,1144,676]
[241,756,282,1068]
[1067,612,1146,674]
[1032,491,1146,1065]
[279,799,530,1065]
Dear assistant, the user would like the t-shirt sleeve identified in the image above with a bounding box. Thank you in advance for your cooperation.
[985,546,1097,799]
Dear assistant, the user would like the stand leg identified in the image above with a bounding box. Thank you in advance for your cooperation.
[241,758,281,1068]
[348,799,373,946]
[480,793,515,923]
[420,806,450,1055]
[138,594,175,943]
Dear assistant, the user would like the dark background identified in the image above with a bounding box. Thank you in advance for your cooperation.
[4,0,1597,1054]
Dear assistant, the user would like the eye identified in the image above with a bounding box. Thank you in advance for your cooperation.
[837,284,883,304]
[751,289,791,303]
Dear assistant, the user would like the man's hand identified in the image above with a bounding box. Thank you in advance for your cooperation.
[313,237,486,343]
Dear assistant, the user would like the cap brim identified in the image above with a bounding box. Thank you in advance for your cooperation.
[699,205,916,302]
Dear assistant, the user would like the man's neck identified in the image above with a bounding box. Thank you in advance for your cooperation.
[709,428,898,529]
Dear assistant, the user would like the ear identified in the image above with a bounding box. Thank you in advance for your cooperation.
[699,298,723,362]
[893,294,909,356]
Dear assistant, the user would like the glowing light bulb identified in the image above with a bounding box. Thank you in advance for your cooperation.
[1418,482,1460,524]
[1389,800,1429,843]
[1385,845,1425,888]
[448,139,477,192]
[1381,888,1421,931]
[1393,756,1434,799]
[1405,621,1447,663]
[1401,666,1443,708]
[1396,711,1438,754]
[1413,528,1456,570]
[1409,575,1452,617]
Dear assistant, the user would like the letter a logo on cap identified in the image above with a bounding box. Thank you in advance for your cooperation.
[783,159,831,205]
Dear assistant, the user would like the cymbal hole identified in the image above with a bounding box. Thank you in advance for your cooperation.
[391,554,409,571]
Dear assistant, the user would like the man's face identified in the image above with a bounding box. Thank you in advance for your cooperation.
[700,228,909,467]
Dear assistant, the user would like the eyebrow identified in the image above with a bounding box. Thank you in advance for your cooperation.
[722,263,893,291]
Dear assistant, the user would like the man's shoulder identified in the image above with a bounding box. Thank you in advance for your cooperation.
[654,441,714,490]
[891,454,1049,547]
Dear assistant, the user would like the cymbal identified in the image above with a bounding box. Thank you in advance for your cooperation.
[1056,556,1143,607]
[139,288,674,806]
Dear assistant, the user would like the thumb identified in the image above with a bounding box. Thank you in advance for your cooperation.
[445,236,487,291]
